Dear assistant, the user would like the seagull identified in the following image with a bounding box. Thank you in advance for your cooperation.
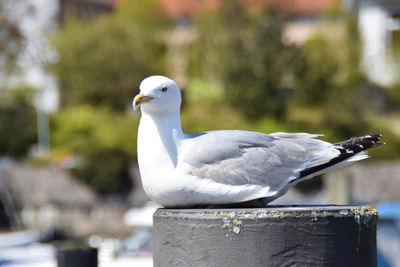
[133,75,384,208]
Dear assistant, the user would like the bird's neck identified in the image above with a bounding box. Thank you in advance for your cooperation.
[138,112,184,168]
[142,112,184,139]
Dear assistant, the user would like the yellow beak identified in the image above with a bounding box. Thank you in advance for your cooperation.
[133,93,153,110]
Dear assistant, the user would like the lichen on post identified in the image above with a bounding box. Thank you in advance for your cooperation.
[153,205,377,267]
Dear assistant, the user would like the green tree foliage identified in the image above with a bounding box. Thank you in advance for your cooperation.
[289,13,376,139]
[386,83,400,111]
[386,32,400,110]
[220,8,295,119]
[51,105,139,195]
[294,14,364,106]
[0,1,37,158]
[50,0,171,195]
[51,0,170,111]
[0,1,26,74]
[188,5,385,140]
[0,87,37,158]
[71,146,132,196]
[188,1,299,119]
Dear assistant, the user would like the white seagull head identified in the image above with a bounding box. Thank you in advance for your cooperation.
[133,75,182,115]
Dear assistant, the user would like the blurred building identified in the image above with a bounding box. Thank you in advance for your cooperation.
[0,163,133,237]
[359,0,400,86]
[58,0,120,21]
[57,0,344,20]
[160,0,341,19]
[271,162,400,205]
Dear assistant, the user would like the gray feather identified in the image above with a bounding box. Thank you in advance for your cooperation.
[182,130,335,192]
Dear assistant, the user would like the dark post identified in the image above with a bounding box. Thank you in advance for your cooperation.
[57,247,98,267]
[153,205,377,267]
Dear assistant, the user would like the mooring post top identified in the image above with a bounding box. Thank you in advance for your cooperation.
[153,205,378,267]
[152,205,378,267]
[154,205,378,226]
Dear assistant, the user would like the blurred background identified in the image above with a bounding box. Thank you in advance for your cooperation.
[0,0,399,266]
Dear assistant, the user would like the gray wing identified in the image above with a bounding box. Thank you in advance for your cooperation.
[181,130,338,191]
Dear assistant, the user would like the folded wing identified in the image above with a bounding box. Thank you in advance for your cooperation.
[181,130,340,193]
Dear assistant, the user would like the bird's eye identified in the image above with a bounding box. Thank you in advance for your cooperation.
[161,87,168,92]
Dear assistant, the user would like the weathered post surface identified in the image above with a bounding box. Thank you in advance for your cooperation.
[153,205,377,267]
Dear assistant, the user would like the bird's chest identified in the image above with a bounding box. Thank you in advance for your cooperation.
[138,130,173,171]
[137,121,179,187]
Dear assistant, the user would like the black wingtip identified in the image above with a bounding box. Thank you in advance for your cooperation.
[295,134,384,183]
[334,134,384,151]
